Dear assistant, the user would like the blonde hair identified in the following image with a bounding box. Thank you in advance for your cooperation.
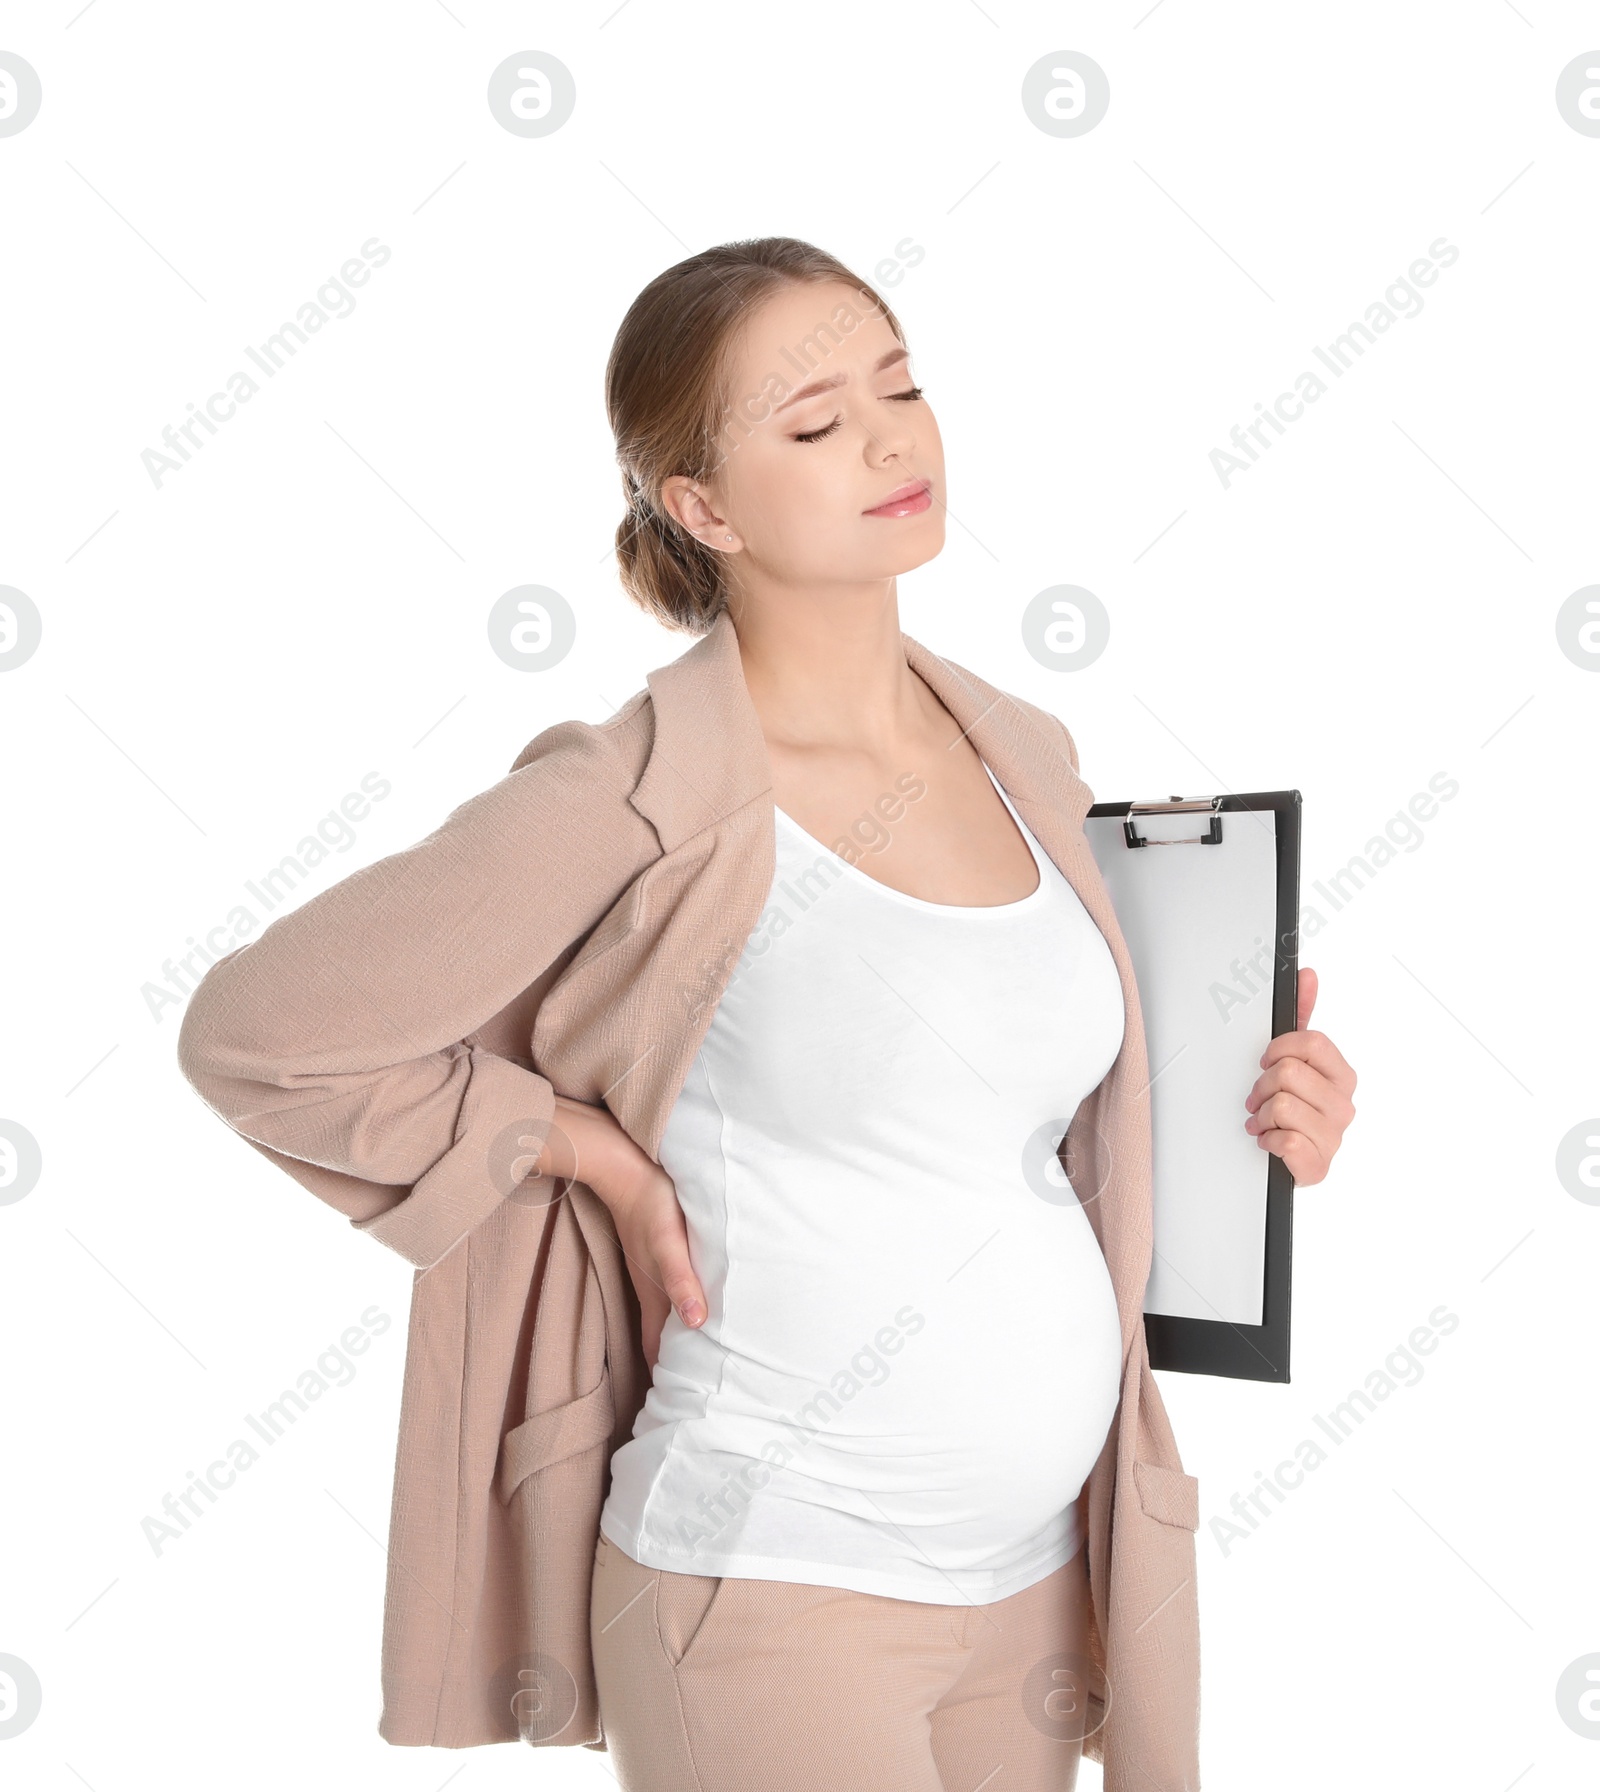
[606,237,906,635]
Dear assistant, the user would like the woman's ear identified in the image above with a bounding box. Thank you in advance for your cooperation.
[660,474,735,549]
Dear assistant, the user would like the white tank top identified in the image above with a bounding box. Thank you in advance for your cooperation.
[598,764,1127,1605]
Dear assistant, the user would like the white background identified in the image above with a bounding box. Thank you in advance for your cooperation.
[2,3,1596,1788]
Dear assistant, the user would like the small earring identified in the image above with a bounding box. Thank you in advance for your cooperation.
[724,534,734,542]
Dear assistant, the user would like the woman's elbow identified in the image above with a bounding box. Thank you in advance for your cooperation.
[174,944,254,1095]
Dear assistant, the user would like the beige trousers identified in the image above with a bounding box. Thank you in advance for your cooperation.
[589,1529,1096,1791]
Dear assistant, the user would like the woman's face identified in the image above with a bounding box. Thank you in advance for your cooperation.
[663,278,946,595]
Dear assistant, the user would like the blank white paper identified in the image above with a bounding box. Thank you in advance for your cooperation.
[1084,806,1279,1326]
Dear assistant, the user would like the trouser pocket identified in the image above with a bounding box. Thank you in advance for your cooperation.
[654,1562,731,1671]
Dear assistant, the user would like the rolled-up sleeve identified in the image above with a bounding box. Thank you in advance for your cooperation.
[175,717,655,1268]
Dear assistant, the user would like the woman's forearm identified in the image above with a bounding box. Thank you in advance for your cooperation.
[542,1094,652,1208]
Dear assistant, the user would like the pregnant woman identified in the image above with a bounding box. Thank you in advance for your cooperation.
[177,237,1355,1792]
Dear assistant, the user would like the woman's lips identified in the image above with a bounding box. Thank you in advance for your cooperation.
[863,478,933,518]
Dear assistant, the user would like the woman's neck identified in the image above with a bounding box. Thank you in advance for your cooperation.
[728,584,930,755]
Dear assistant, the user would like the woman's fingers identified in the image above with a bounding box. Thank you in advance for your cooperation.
[634,1275,670,1374]
[1247,1048,1355,1125]
[1244,1031,1357,1190]
[1246,1100,1334,1183]
[649,1208,707,1329]
[546,1099,706,1373]
[1250,1123,1330,1186]
[1259,1025,1357,1103]
[612,1181,706,1373]
[1245,1086,1340,1158]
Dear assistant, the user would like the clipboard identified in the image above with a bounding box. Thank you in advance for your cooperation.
[1083,790,1301,1384]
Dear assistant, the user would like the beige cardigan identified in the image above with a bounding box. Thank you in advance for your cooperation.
[176,609,1203,1789]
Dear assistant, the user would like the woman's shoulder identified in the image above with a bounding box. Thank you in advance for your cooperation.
[909,635,1083,778]
[1007,690,1081,774]
[506,685,655,789]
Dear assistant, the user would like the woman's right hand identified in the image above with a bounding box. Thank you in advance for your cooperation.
[538,1094,707,1373]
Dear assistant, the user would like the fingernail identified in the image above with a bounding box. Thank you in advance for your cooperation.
[679,1299,702,1326]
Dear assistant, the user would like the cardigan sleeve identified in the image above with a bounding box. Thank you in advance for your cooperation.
[1051,711,1082,776]
[175,716,657,1270]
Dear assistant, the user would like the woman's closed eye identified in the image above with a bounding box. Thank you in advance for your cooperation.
[793,386,925,444]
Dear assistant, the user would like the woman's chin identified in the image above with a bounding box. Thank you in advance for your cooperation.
[894,533,948,576]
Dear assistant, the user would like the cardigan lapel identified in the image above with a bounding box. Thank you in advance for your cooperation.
[628,610,773,851]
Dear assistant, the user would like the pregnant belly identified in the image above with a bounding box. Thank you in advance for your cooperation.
[651,1197,1126,1536]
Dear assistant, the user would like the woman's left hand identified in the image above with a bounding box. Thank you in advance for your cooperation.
[1243,968,1356,1186]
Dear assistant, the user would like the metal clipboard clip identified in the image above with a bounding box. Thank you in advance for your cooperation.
[1122,794,1224,849]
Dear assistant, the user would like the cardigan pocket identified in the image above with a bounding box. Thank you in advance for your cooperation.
[496,1366,616,1504]
[1132,1458,1200,1531]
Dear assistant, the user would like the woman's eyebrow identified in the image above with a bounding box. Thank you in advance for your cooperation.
[773,345,911,414]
